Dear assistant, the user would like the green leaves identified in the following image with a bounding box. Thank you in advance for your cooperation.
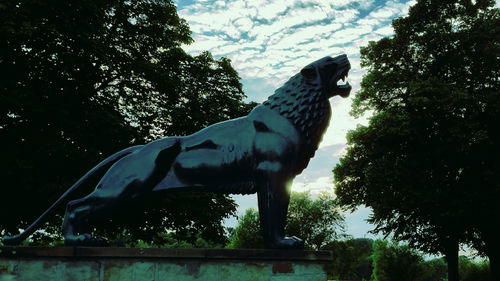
[226,208,265,249]
[286,191,347,250]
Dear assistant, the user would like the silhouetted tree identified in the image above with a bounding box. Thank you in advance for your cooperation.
[0,0,253,245]
[333,0,500,280]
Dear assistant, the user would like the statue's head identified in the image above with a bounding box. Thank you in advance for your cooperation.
[300,54,351,98]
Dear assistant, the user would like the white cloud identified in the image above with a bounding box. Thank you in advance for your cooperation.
[374,25,395,36]
[214,0,225,7]
[353,33,383,50]
[400,0,418,15]
[357,17,383,27]
[331,26,371,44]
[370,6,400,19]
[328,0,352,7]
[184,34,224,53]
[178,0,369,81]
[233,17,254,30]
[291,176,335,195]
[255,1,288,20]
[331,8,360,24]
[356,0,377,10]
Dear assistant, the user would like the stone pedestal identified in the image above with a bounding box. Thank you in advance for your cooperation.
[0,246,332,281]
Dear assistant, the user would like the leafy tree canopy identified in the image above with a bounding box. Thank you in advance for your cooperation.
[226,208,264,249]
[286,191,347,250]
[0,0,254,245]
[334,0,499,279]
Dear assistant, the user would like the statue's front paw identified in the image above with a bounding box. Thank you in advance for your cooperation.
[271,236,304,249]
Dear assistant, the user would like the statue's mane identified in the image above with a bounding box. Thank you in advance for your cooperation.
[263,74,331,166]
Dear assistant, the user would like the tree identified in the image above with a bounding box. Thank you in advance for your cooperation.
[423,258,448,281]
[227,191,347,249]
[459,256,490,281]
[333,0,500,280]
[286,191,347,250]
[371,240,440,281]
[226,208,265,249]
[326,238,449,281]
[372,240,450,281]
[0,0,253,245]
[325,238,374,280]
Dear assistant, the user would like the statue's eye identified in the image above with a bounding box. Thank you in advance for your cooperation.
[300,67,316,79]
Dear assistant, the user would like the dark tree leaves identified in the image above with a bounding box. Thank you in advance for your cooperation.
[0,0,251,245]
[334,0,499,279]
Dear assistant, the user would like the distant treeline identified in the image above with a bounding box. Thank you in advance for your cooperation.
[327,238,489,281]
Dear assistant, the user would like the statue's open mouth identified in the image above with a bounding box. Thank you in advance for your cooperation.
[326,54,352,98]
[334,65,351,98]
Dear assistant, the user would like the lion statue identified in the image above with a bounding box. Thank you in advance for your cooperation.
[3,54,351,249]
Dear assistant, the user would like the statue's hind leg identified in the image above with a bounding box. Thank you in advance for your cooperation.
[62,195,111,246]
[61,182,145,246]
[62,138,182,246]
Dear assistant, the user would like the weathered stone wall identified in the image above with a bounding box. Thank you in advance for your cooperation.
[0,247,332,281]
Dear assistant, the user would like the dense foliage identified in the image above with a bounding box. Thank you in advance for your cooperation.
[334,0,499,279]
[286,191,347,250]
[0,0,254,245]
[227,191,346,250]
[368,240,488,281]
[329,238,491,281]
[226,208,265,249]
[371,240,441,281]
[326,238,374,281]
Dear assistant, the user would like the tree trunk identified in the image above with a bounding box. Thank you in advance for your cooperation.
[444,237,459,281]
[489,252,500,281]
[483,230,500,281]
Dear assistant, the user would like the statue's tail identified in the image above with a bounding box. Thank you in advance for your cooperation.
[2,145,143,245]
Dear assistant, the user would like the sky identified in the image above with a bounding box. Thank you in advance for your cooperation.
[172,0,417,239]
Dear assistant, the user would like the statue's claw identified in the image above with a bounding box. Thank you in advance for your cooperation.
[64,234,108,247]
[270,236,304,249]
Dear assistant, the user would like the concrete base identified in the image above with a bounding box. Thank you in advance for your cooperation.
[0,247,332,281]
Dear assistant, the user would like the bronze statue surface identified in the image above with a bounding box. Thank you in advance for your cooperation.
[2,54,351,249]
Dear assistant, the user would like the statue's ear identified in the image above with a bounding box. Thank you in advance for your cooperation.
[300,66,316,79]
